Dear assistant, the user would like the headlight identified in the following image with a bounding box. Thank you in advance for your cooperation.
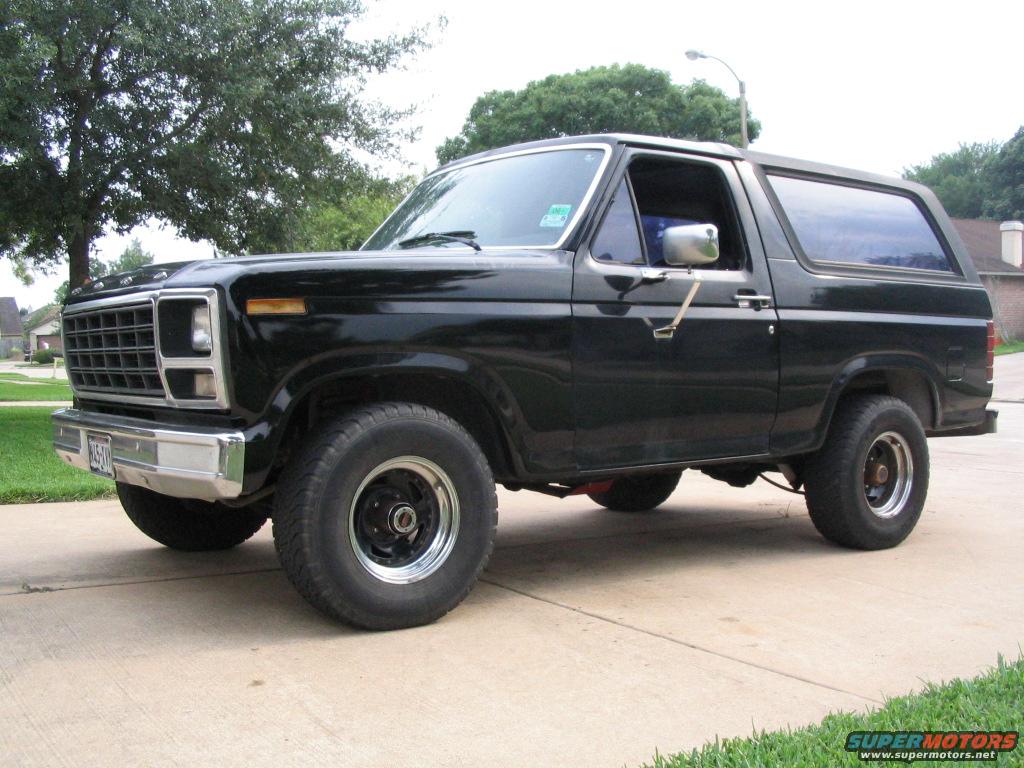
[191,304,213,353]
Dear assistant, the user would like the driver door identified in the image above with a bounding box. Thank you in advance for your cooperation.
[572,150,780,470]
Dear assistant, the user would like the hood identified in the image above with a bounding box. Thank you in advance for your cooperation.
[62,248,575,307]
[65,261,195,305]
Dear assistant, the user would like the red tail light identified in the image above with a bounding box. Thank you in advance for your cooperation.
[986,320,995,382]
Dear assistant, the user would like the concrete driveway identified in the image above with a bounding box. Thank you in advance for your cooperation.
[2,359,1022,768]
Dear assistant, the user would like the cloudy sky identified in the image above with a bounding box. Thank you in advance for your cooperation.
[4,0,1022,309]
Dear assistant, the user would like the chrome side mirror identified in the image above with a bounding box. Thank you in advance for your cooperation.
[662,223,720,266]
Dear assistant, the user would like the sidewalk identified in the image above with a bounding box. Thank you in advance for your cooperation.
[0,359,68,380]
[992,351,1024,402]
[0,401,70,407]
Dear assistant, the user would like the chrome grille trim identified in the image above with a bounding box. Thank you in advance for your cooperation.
[61,288,231,410]
[64,301,164,397]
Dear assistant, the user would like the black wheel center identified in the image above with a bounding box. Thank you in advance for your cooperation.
[353,469,439,568]
[864,446,892,506]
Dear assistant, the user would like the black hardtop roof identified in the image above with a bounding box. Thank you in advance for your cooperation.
[438,133,930,197]
[434,133,974,283]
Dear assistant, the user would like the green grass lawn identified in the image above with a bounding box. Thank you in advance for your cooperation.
[0,372,73,401]
[643,656,1023,767]
[0,407,114,503]
[996,340,1024,356]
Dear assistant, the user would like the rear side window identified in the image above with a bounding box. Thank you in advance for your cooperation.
[769,175,953,273]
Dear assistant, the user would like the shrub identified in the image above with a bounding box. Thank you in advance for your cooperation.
[8,346,23,360]
[33,348,55,365]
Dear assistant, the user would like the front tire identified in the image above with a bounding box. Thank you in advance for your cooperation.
[272,402,498,630]
[588,472,682,512]
[117,484,269,551]
[803,395,929,550]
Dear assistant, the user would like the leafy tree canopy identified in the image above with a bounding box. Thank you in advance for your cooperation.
[436,63,759,165]
[903,128,1024,221]
[288,176,414,253]
[105,237,154,275]
[0,0,430,290]
[903,143,1000,219]
[985,127,1024,221]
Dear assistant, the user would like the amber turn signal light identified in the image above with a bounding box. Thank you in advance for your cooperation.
[246,298,307,316]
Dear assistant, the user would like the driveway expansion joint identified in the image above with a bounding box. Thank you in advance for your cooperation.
[0,566,284,598]
[480,576,883,706]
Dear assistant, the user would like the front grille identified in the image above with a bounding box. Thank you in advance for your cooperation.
[64,303,165,398]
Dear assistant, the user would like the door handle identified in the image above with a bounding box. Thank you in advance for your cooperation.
[733,293,772,309]
[640,268,668,284]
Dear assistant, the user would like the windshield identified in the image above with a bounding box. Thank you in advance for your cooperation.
[362,147,609,251]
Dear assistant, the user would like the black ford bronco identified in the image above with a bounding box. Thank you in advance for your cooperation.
[54,134,997,630]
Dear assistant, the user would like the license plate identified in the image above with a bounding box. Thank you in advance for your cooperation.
[87,433,113,478]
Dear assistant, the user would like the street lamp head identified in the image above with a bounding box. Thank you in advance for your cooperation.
[682,49,748,149]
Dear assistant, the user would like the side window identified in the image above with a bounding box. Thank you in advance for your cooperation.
[628,158,746,270]
[768,175,953,273]
[590,178,645,265]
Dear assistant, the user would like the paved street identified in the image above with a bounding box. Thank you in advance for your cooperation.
[993,350,1024,401]
[2,357,1022,768]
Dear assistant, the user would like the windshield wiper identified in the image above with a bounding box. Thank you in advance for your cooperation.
[397,231,481,251]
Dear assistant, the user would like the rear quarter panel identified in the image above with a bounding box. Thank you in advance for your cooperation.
[735,160,993,455]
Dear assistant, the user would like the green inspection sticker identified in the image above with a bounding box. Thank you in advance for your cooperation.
[539,204,572,228]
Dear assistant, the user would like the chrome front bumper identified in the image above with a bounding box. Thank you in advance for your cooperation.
[52,408,245,500]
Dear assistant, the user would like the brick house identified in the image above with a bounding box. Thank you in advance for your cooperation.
[951,219,1024,341]
[24,305,63,353]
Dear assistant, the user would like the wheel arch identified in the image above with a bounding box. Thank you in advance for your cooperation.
[251,353,524,491]
[813,355,941,450]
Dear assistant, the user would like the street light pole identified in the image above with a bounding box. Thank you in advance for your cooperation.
[685,50,748,149]
[738,78,748,150]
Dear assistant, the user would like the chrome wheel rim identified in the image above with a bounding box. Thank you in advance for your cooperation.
[348,456,460,584]
[863,431,914,519]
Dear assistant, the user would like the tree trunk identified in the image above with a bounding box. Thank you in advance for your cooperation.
[68,223,92,289]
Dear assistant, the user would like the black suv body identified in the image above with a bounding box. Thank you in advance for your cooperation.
[54,134,997,628]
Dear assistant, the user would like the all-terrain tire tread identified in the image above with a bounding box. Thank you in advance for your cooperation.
[117,484,268,551]
[588,472,681,512]
[803,394,927,550]
[272,402,497,630]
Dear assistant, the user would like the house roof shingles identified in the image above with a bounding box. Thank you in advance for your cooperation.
[0,297,23,337]
[23,304,60,333]
[951,219,1024,276]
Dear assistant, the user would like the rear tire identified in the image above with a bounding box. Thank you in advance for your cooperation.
[272,402,498,631]
[588,472,681,512]
[803,395,929,550]
[117,484,269,551]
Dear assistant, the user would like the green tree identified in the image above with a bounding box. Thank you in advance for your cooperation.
[0,0,429,291]
[984,127,1024,221]
[903,143,999,218]
[54,237,154,303]
[436,63,760,165]
[291,177,414,252]
[105,238,154,274]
